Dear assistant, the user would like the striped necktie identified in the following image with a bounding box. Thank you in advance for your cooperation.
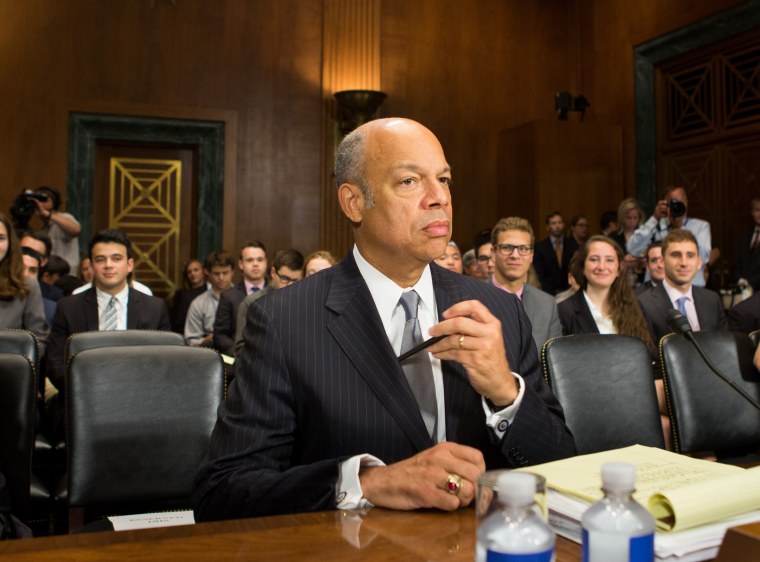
[103,297,118,331]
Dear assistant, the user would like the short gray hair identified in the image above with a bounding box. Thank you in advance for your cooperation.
[334,128,374,207]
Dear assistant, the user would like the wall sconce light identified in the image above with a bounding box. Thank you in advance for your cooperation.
[334,90,388,134]
[555,92,590,121]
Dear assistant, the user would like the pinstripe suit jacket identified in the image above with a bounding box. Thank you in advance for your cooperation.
[193,254,575,520]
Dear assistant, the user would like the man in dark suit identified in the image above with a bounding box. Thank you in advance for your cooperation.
[727,291,760,334]
[637,229,726,347]
[213,241,268,357]
[730,197,760,292]
[193,118,575,521]
[532,212,576,295]
[634,242,664,295]
[46,228,171,392]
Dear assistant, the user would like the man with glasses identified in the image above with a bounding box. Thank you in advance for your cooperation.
[635,242,665,295]
[473,228,494,281]
[491,217,561,351]
[233,248,304,355]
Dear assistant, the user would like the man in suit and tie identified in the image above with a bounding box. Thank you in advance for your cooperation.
[637,229,726,347]
[634,242,665,295]
[490,216,561,351]
[532,211,576,295]
[730,197,760,292]
[213,241,268,357]
[46,228,171,392]
[193,118,575,521]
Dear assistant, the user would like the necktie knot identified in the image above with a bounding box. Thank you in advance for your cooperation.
[676,296,689,316]
[399,290,420,322]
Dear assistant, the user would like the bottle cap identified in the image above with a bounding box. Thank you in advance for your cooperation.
[601,462,636,493]
[496,472,536,507]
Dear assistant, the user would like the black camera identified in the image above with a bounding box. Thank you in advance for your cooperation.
[10,190,48,230]
[668,199,686,218]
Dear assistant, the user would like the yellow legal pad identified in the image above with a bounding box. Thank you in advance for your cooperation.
[519,445,760,533]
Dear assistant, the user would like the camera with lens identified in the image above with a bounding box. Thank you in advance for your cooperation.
[668,199,686,218]
[10,189,48,230]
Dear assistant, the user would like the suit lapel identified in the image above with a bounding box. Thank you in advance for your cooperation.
[127,288,139,329]
[692,288,712,329]
[83,289,100,331]
[325,254,432,451]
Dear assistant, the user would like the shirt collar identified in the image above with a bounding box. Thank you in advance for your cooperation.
[96,284,129,307]
[663,278,694,304]
[244,279,265,293]
[353,245,435,329]
[491,274,523,300]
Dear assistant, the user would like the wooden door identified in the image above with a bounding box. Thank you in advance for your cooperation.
[94,142,197,300]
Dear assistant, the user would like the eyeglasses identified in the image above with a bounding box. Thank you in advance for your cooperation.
[275,270,300,285]
[494,244,533,256]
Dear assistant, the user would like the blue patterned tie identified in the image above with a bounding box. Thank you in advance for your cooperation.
[399,290,437,439]
[676,296,691,329]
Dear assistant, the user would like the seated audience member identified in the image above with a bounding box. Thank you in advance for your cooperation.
[0,213,48,345]
[46,228,171,392]
[213,242,268,357]
[462,249,482,279]
[304,250,337,277]
[557,236,653,352]
[434,241,463,274]
[754,344,760,371]
[727,291,760,334]
[554,255,581,304]
[474,228,494,281]
[193,117,574,521]
[20,230,63,302]
[568,214,589,248]
[185,251,234,347]
[637,229,726,347]
[599,210,618,237]
[79,256,94,283]
[21,247,56,325]
[533,212,575,295]
[490,217,561,350]
[170,258,207,333]
[610,198,646,287]
[55,273,85,296]
[627,186,711,287]
[233,248,305,356]
[635,242,664,295]
[730,197,760,292]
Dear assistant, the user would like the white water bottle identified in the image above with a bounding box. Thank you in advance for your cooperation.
[476,472,555,562]
[581,462,655,562]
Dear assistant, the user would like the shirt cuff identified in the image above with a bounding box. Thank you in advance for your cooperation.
[336,454,385,510]
[482,372,525,439]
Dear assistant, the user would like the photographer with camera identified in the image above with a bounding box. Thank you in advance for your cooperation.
[26,186,81,276]
[626,186,711,287]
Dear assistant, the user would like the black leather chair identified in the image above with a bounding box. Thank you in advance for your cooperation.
[65,345,224,531]
[541,334,665,454]
[749,329,760,348]
[0,353,37,518]
[660,331,760,456]
[0,329,40,368]
[65,329,186,365]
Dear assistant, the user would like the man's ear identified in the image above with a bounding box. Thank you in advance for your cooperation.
[127,258,134,275]
[338,183,366,223]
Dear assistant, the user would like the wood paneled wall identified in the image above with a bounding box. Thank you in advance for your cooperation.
[0,0,748,261]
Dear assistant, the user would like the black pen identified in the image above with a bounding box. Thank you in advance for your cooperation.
[397,335,445,362]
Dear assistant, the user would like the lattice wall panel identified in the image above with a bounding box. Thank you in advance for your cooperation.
[109,158,181,299]
[666,61,717,141]
[722,43,760,130]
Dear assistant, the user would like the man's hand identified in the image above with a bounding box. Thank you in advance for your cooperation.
[653,199,669,220]
[426,300,518,407]
[360,442,485,510]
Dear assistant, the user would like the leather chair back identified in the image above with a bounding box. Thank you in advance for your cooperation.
[750,330,760,348]
[65,329,185,367]
[66,345,224,526]
[0,353,36,516]
[541,334,665,454]
[660,331,760,454]
[0,329,39,369]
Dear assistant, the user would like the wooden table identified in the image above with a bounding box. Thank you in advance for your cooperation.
[0,508,583,561]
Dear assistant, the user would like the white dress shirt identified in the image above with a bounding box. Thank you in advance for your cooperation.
[663,279,701,331]
[96,285,129,331]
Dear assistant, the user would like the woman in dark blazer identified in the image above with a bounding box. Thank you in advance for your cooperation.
[558,235,652,352]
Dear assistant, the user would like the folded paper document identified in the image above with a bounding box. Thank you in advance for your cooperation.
[520,445,760,533]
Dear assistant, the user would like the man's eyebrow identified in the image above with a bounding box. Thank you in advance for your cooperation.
[392,163,452,175]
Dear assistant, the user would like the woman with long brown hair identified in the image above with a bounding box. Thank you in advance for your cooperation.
[0,212,48,343]
[558,235,653,352]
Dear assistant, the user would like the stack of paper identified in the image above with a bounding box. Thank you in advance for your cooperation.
[519,445,760,561]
